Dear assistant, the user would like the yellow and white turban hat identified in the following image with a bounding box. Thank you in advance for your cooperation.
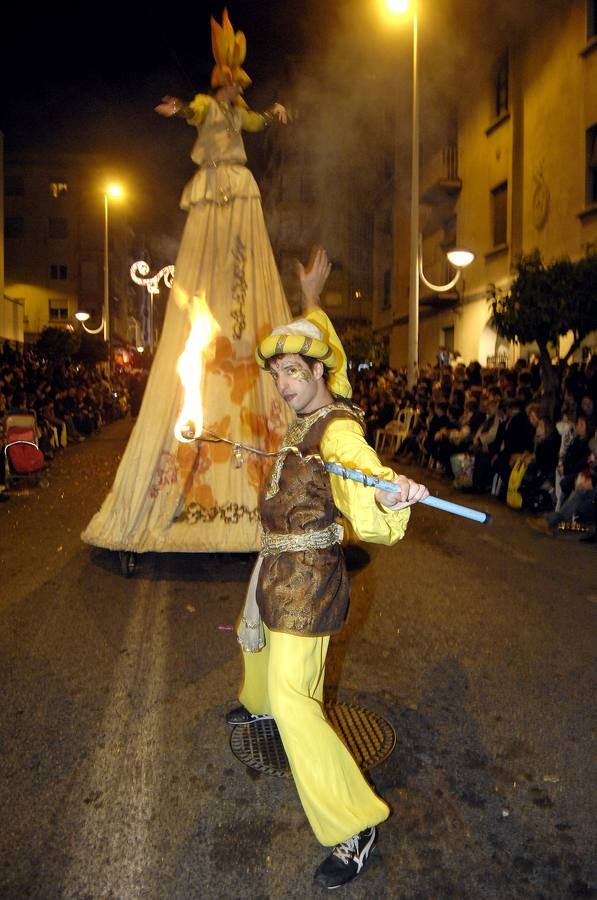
[256,308,352,399]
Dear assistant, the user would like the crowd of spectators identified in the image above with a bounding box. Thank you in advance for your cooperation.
[0,341,147,501]
[2,337,595,542]
[352,353,597,543]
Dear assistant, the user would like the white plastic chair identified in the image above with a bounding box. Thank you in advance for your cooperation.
[375,409,414,455]
[391,408,414,454]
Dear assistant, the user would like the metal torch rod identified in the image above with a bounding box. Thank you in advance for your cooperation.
[323,461,490,524]
[188,431,490,524]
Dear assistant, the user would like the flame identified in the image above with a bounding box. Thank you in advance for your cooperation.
[174,292,220,443]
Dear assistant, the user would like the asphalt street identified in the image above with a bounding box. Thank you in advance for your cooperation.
[0,417,595,899]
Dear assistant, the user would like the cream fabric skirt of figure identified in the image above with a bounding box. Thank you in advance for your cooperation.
[82,177,291,553]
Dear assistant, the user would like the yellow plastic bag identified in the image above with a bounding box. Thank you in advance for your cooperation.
[506,458,528,509]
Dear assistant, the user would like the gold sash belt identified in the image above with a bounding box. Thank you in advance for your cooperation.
[260,523,343,557]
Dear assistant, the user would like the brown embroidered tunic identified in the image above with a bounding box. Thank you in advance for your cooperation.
[256,402,363,636]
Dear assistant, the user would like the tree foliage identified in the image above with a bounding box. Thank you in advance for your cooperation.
[35,327,81,362]
[488,249,597,362]
[338,323,389,368]
[35,327,109,366]
[487,250,597,418]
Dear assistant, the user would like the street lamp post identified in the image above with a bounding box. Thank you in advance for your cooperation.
[103,184,123,375]
[103,191,110,349]
[407,7,419,389]
[386,1,474,385]
[385,0,421,386]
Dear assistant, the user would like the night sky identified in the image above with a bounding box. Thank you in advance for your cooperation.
[2,0,546,241]
[0,0,324,234]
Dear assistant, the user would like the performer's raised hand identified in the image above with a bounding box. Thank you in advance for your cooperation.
[375,474,429,511]
[297,247,332,312]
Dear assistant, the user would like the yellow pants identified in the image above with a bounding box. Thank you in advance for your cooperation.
[239,624,390,846]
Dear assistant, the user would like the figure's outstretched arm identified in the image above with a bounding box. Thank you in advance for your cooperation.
[154,95,210,126]
[297,247,332,313]
[241,103,289,132]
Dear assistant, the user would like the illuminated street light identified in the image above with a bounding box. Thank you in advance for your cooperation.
[386,0,409,13]
[419,239,475,292]
[74,309,105,334]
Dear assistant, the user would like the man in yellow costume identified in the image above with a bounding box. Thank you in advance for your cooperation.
[227,248,429,890]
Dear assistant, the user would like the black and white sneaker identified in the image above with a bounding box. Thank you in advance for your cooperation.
[314,826,377,890]
[225,705,273,726]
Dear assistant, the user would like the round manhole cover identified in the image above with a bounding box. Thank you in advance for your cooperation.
[230,702,395,778]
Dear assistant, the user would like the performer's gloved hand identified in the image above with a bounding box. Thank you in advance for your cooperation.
[376,474,429,511]
[297,247,332,312]
[269,103,289,124]
[155,96,185,117]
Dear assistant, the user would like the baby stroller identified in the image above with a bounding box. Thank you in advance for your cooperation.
[2,411,47,489]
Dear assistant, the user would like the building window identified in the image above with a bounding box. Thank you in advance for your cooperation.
[382,269,392,309]
[588,0,597,39]
[495,54,509,118]
[49,217,69,239]
[49,300,69,321]
[491,181,508,246]
[587,124,597,205]
[49,180,68,199]
[5,216,24,238]
[5,175,24,196]
[441,326,455,354]
[50,264,68,281]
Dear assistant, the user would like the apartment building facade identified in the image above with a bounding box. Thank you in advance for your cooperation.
[3,151,138,349]
[375,0,597,370]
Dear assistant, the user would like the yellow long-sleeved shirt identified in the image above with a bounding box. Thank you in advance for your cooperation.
[320,417,410,545]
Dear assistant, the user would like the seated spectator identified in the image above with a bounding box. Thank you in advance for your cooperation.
[53,390,85,442]
[395,401,429,464]
[492,398,535,500]
[422,401,450,468]
[39,397,68,450]
[434,399,484,478]
[579,394,596,432]
[470,391,504,493]
[528,457,596,537]
[558,413,594,503]
[466,360,483,387]
[431,403,464,474]
[519,416,560,512]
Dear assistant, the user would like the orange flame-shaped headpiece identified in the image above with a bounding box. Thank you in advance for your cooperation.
[210,9,252,92]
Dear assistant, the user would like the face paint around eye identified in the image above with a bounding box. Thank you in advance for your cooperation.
[286,365,312,382]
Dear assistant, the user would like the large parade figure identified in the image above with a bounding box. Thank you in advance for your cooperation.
[82,10,291,554]
[227,249,429,890]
